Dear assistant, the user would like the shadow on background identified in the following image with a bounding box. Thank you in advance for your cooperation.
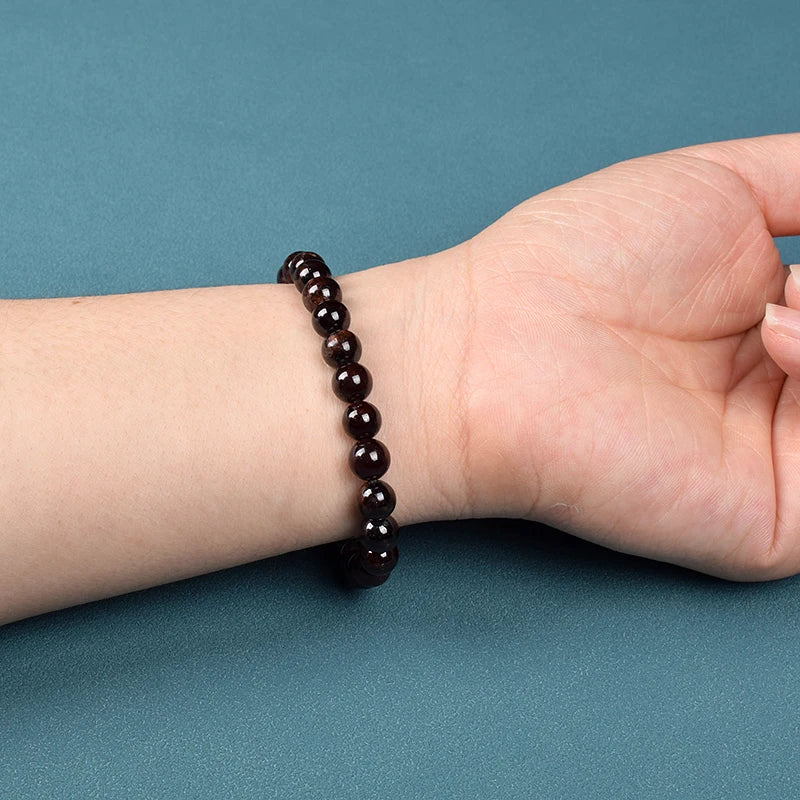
[3,517,792,693]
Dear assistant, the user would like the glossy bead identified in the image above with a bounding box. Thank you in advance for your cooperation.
[283,251,324,280]
[302,275,341,311]
[359,517,399,549]
[343,400,381,439]
[346,559,392,588]
[332,362,372,402]
[339,539,389,588]
[282,250,399,589]
[350,438,390,480]
[322,329,361,367]
[312,300,350,336]
[294,259,330,291]
[358,482,396,519]
[357,544,399,577]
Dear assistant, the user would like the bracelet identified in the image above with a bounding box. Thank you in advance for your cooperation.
[277,251,399,588]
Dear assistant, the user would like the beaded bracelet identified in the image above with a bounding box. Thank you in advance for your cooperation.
[277,251,399,588]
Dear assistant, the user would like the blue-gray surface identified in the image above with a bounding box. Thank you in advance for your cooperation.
[2,1,799,797]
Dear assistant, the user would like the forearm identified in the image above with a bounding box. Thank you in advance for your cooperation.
[0,253,471,624]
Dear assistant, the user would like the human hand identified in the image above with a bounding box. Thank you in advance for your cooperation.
[442,133,800,580]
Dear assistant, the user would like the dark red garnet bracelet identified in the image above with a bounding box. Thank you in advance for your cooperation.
[277,251,399,588]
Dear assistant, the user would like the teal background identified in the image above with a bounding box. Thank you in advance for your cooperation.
[2,1,800,797]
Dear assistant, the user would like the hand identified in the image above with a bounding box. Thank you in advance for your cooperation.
[444,133,800,580]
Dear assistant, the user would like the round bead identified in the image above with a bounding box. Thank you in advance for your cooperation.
[332,362,372,402]
[358,482,396,519]
[343,400,381,439]
[302,276,342,311]
[294,259,330,291]
[346,559,392,588]
[322,329,361,367]
[360,516,399,549]
[311,300,350,337]
[283,251,324,280]
[357,544,399,577]
[350,438,390,480]
[282,250,399,589]
[338,539,390,588]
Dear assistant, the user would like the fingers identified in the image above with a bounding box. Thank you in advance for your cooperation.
[783,265,800,310]
[764,265,800,376]
[762,280,800,377]
[665,133,800,237]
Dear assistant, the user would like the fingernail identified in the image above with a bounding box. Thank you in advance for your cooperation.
[765,302,800,338]
[790,264,800,287]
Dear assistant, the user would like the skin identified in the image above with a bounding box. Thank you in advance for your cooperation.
[2,132,800,624]
[450,131,800,581]
[0,266,469,624]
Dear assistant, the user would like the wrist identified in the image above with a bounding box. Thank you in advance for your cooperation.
[0,251,478,623]
[336,249,476,527]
